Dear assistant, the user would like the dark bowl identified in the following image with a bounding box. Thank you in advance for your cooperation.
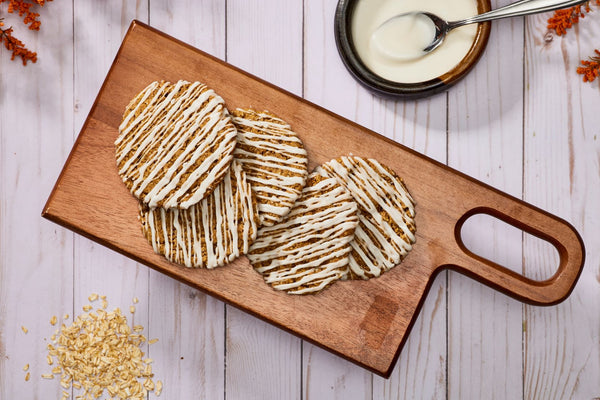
[334,0,492,99]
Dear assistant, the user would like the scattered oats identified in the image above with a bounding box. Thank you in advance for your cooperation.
[133,297,139,304]
[88,293,99,302]
[21,326,28,334]
[143,378,155,391]
[23,363,29,372]
[148,338,159,345]
[63,314,69,320]
[155,380,163,396]
[130,305,136,314]
[50,315,58,326]
[25,372,30,382]
[42,295,162,399]
[47,355,53,365]
[41,373,54,379]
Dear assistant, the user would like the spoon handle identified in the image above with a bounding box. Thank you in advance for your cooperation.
[449,0,589,29]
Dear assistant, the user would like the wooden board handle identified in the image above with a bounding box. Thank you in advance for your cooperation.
[451,200,585,306]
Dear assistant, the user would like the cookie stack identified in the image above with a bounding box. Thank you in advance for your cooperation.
[115,80,416,295]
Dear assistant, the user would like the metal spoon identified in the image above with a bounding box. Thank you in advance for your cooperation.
[374,0,589,58]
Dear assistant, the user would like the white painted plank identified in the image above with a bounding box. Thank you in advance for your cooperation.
[303,1,448,398]
[71,2,151,399]
[224,1,303,399]
[226,0,303,95]
[147,1,227,398]
[373,275,447,400]
[371,98,448,399]
[367,98,448,400]
[446,0,525,397]
[0,1,74,398]
[150,0,225,61]
[146,282,225,399]
[302,1,374,397]
[73,0,148,121]
[71,0,150,282]
[303,346,372,400]
[523,11,600,400]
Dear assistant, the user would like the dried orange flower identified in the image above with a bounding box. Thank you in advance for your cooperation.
[547,2,600,84]
[1,0,53,30]
[0,24,37,65]
[577,49,600,83]
[547,0,600,36]
[0,0,54,65]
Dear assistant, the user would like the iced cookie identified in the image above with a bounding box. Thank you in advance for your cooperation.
[247,173,358,294]
[116,80,237,209]
[139,161,259,269]
[316,156,416,280]
[232,109,308,227]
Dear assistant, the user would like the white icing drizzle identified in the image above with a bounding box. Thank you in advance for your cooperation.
[316,156,416,280]
[115,80,237,209]
[232,109,308,227]
[139,161,259,269]
[247,173,358,295]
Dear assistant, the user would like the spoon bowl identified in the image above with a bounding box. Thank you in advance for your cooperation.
[370,12,440,61]
[374,0,589,60]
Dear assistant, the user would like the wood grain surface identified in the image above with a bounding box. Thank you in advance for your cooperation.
[41,20,584,378]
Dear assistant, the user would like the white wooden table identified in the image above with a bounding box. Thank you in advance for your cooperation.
[1,1,599,399]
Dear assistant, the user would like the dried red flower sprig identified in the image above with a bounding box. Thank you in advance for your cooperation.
[577,49,600,82]
[0,0,53,65]
[547,1,599,36]
[547,1,600,84]
[0,20,37,64]
[2,0,52,30]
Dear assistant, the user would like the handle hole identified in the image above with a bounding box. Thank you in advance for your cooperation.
[460,213,559,281]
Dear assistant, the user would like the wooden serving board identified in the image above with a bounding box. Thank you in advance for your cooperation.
[42,21,585,378]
